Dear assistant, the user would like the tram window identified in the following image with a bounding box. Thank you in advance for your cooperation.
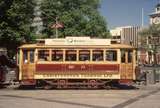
[52,50,63,61]
[92,50,103,61]
[65,50,76,61]
[121,50,125,63]
[30,50,34,63]
[79,50,90,61]
[106,50,117,61]
[38,50,50,61]
[128,50,133,63]
[23,50,28,63]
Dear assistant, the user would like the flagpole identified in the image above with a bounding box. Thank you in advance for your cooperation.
[56,17,58,38]
[141,8,144,27]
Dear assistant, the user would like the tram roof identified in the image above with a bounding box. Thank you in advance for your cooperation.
[19,37,135,49]
[19,43,134,49]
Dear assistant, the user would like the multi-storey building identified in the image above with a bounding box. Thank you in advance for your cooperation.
[110,26,141,48]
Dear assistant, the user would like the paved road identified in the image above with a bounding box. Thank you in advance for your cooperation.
[0,84,160,108]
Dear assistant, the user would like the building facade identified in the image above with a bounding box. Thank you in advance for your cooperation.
[149,4,160,64]
[110,26,141,48]
[150,4,160,24]
[138,3,160,64]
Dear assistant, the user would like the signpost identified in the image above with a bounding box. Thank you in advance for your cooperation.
[51,17,63,38]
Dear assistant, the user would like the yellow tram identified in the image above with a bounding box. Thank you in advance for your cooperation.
[17,37,137,88]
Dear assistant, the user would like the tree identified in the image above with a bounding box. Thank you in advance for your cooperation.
[41,0,110,38]
[0,0,36,57]
[139,24,160,65]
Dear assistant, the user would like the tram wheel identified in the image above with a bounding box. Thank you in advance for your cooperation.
[57,80,68,89]
[88,80,98,89]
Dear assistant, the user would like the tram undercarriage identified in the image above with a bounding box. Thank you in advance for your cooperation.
[19,79,133,89]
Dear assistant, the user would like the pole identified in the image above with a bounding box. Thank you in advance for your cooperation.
[142,8,144,27]
[55,17,58,38]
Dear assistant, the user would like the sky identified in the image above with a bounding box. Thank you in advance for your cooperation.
[100,0,158,29]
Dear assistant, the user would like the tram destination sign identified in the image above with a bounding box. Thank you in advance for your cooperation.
[45,37,111,46]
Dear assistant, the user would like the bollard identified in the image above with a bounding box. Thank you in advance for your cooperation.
[146,70,156,85]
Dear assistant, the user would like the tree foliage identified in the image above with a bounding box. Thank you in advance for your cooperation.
[139,24,160,64]
[0,0,36,57]
[41,0,110,38]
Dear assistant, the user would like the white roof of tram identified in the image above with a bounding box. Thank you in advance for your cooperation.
[37,37,111,46]
[19,36,135,49]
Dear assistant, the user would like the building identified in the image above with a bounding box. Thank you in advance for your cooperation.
[138,3,160,64]
[149,3,160,64]
[110,26,141,48]
[110,27,122,44]
[150,4,160,24]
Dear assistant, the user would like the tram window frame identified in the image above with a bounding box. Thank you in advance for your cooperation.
[105,50,117,61]
[128,50,133,63]
[121,50,126,63]
[23,50,28,64]
[52,50,63,61]
[29,50,34,63]
[92,50,104,61]
[79,50,90,61]
[17,50,20,65]
[38,49,50,61]
[65,50,77,61]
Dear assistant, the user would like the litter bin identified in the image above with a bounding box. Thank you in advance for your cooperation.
[146,70,156,85]
[157,70,160,82]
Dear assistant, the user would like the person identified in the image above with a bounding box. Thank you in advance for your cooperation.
[56,55,63,61]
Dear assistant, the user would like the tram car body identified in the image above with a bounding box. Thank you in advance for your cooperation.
[17,37,137,88]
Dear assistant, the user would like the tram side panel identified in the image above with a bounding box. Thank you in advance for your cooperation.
[34,63,120,80]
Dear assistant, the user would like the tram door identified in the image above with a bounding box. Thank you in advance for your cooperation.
[21,50,35,80]
[120,49,133,79]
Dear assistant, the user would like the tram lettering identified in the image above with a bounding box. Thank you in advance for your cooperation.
[103,74,112,77]
[81,65,86,69]
[42,74,113,78]
[68,65,75,69]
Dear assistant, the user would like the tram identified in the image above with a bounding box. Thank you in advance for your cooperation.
[17,37,137,89]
